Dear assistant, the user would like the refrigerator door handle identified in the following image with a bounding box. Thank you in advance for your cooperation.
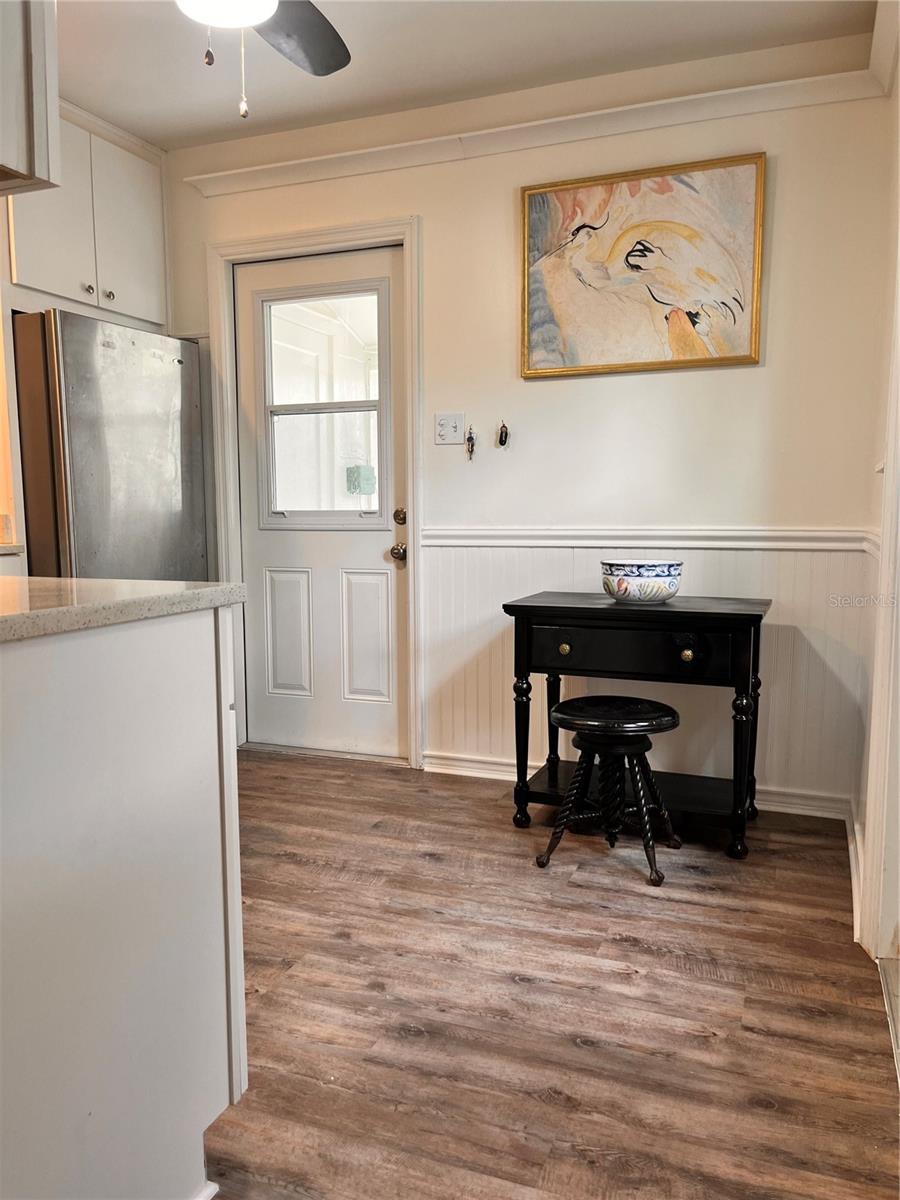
[44,310,75,576]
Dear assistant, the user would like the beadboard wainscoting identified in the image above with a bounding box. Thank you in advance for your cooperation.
[421,531,879,823]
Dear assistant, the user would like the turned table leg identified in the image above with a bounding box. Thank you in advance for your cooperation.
[747,673,761,821]
[728,691,754,859]
[546,673,561,788]
[513,675,532,827]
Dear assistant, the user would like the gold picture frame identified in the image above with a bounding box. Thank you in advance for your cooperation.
[521,152,765,379]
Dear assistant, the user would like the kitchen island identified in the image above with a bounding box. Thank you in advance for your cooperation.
[0,578,247,1200]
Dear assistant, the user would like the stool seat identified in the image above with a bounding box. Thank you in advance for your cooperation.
[550,695,680,737]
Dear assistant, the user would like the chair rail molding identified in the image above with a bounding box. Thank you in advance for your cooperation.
[421,525,881,555]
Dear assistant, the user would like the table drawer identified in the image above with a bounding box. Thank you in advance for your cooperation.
[531,624,733,685]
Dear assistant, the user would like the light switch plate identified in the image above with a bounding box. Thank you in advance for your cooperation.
[434,412,465,445]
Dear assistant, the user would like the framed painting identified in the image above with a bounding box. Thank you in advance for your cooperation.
[521,152,765,379]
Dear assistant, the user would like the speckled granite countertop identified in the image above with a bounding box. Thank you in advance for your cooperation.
[0,577,246,644]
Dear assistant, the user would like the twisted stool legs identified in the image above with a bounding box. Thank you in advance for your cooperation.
[628,755,664,886]
[604,756,627,848]
[638,755,681,849]
[536,750,593,868]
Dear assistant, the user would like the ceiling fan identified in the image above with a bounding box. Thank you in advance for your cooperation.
[176,0,350,118]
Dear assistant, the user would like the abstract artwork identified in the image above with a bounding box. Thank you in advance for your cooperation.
[522,153,765,378]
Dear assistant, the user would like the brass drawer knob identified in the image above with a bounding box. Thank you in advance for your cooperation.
[559,642,571,656]
[680,648,695,663]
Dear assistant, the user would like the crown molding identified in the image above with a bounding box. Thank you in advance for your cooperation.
[870,0,900,93]
[185,63,886,198]
[420,526,882,555]
[59,100,166,164]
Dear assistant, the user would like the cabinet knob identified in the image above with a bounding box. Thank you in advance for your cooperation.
[558,642,571,656]
[103,289,116,301]
[82,283,95,295]
[680,648,695,663]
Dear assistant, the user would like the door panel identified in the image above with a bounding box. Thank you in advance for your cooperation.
[236,247,408,758]
[341,569,392,703]
[265,568,313,697]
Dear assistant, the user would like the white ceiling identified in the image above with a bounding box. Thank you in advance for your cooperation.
[57,0,876,150]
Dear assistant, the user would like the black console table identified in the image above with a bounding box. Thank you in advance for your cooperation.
[502,592,771,859]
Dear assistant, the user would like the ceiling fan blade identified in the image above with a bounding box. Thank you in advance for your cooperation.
[255,0,350,76]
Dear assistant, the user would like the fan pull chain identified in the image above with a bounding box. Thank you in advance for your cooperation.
[204,26,214,66]
[239,28,249,118]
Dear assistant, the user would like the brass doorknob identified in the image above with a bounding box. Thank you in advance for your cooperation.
[680,648,695,662]
[390,543,407,561]
[558,643,571,656]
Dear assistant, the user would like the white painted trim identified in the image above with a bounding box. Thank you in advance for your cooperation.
[26,0,60,189]
[423,751,546,781]
[242,740,411,769]
[876,958,900,1087]
[59,99,165,165]
[870,0,900,94]
[185,68,886,198]
[755,788,852,821]
[214,607,247,1103]
[205,217,425,766]
[190,1182,219,1200]
[422,751,853,821]
[859,224,900,960]
[421,526,881,555]
[847,813,864,945]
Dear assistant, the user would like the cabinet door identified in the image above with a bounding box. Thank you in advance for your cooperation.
[91,135,166,325]
[0,0,59,194]
[8,119,97,302]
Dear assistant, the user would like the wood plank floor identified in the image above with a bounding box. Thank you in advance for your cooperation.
[206,751,898,1200]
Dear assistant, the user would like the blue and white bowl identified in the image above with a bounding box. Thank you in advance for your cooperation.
[601,559,683,604]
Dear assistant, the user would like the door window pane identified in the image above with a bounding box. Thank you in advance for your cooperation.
[269,294,378,406]
[272,410,379,512]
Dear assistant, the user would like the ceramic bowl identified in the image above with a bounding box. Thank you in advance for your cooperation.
[601,559,683,604]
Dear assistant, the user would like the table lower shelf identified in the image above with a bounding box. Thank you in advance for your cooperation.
[525,759,736,818]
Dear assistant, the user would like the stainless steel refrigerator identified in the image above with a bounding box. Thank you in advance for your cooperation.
[13,310,209,581]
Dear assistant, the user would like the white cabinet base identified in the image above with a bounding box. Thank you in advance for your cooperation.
[0,607,244,1199]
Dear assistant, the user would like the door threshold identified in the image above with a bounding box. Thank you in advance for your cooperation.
[241,741,412,768]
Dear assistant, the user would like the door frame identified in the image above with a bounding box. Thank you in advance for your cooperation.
[206,217,424,766]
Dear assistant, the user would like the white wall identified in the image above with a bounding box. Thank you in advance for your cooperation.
[165,83,895,815]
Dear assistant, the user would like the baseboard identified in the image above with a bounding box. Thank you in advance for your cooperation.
[754,787,851,821]
[422,751,852,820]
[422,752,544,780]
[241,741,412,768]
[846,813,865,943]
[876,959,900,1088]
[191,1182,218,1200]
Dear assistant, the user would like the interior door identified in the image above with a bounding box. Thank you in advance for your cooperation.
[235,247,409,759]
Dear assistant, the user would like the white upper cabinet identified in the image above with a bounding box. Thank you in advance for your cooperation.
[91,136,167,325]
[0,1,60,195]
[8,120,168,326]
[8,120,98,303]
